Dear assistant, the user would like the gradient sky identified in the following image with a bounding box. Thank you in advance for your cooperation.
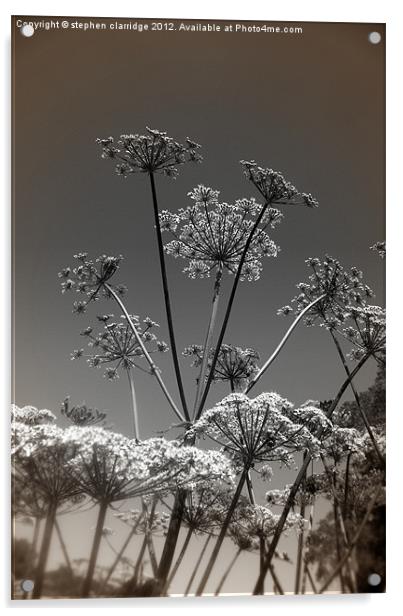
[12,16,385,595]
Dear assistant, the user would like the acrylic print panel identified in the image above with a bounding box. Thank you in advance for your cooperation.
[11,15,385,599]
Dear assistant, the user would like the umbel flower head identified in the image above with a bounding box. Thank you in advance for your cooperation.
[370,241,386,259]
[71,313,168,380]
[231,504,303,546]
[342,305,386,365]
[61,397,107,426]
[277,255,375,328]
[62,427,235,503]
[240,160,319,208]
[187,393,332,469]
[11,404,56,426]
[160,185,282,280]
[181,486,237,534]
[183,344,260,391]
[12,423,83,507]
[96,127,202,179]
[58,253,126,314]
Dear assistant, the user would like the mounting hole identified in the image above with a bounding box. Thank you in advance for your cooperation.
[368,31,381,45]
[368,573,381,586]
[21,24,35,37]
[21,579,34,592]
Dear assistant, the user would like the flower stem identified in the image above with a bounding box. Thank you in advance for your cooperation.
[214,548,241,595]
[32,500,57,599]
[55,519,73,576]
[184,534,211,596]
[103,513,144,586]
[127,369,140,441]
[148,171,190,421]
[329,330,385,469]
[294,452,307,594]
[155,490,186,592]
[245,294,326,394]
[81,500,108,598]
[163,526,193,594]
[252,352,371,594]
[193,266,223,417]
[195,202,270,421]
[22,517,41,599]
[104,283,185,424]
[196,469,247,596]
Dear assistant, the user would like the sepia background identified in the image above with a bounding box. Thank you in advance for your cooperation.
[12,16,385,594]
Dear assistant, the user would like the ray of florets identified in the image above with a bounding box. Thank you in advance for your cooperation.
[71,313,169,380]
[160,184,282,281]
[96,127,202,179]
[58,253,126,314]
[183,344,260,390]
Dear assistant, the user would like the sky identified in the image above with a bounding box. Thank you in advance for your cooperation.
[12,16,385,595]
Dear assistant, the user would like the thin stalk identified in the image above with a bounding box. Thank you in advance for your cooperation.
[103,514,143,585]
[333,501,347,593]
[318,486,382,593]
[148,171,190,421]
[269,564,284,595]
[184,534,211,596]
[146,533,158,577]
[330,331,385,468]
[195,201,270,421]
[163,526,193,594]
[294,452,307,594]
[54,519,73,576]
[304,558,318,594]
[193,266,223,417]
[252,352,371,594]
[245,294,326,394]
[133,534,148,584]
[81,500,108,598]
[196,469,247,596]
[246,471,256,504]
[156,490,186,591]
[127,369,140,441]
[32,500,57,599]
[343,453,352,521]
[214,548,241,595]
[105,283,184,423]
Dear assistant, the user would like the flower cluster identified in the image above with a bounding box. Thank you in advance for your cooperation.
[277,255,375,328]
[231,504,303,545]
[322,426,363,463]
[61,397,107,426]
[58,253,126,314]
[71,313,168,380]
[370,241,386,259]
[181,486,236,534]
[62,428,235,503]
[188,393,332,468]
[342,305,385,364]
[240,161,319,207]
[96,127,202,179]
[183,344,260,391]
[11,404,56,426]
[160,185,282,280]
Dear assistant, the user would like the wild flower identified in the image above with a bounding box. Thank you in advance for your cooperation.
[277,255,375,328]
[58,253,126,313]
[71,313,168,380]
[115,508,170,536]
[11,404,56,426]
[183,344,260,391]
[370,241,386,259]
[61,397,107,426]
[240,161,319,208]
[188,393,332,469]
[160,185,281,280]
[342,305,385,365]
[96,127,202,179]
[232,504,304,544]
[322,426,364,463]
